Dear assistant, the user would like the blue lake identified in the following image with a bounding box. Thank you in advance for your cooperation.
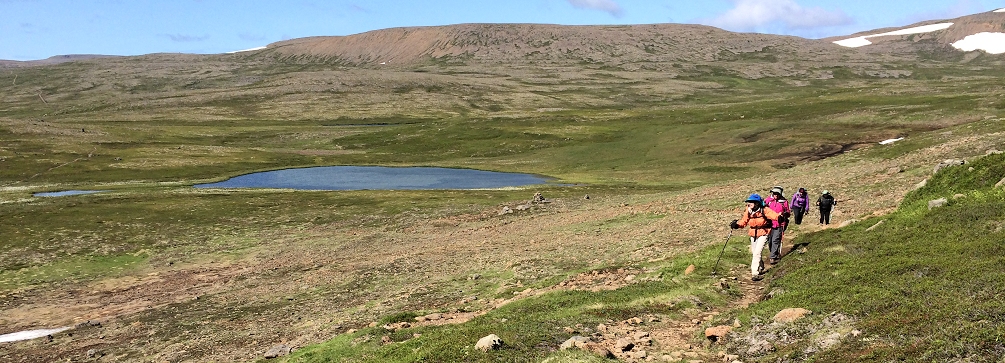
[34,190,106,197]
[194,166,549,190]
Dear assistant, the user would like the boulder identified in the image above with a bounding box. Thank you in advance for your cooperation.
[704,325,732,344]
[996,177,1005,189]
[559,336,590,350]
[264,344,293,359]
[499,206,513,215]
[684,264,696,275]
[886,166,903,175]
[583,343,615,358]
[773,308,812,323]
[933,159,965,174]
[475,334,503,352]
[928,198,948,210]
[615,337,635,352]
[913,179,928,190]
[987,149,1003,155]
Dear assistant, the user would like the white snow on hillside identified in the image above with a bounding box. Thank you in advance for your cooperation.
[995,8,1005,12]
[879,137,904,145]
[834,23,954,48]
[952,32,1005,54]
[0,327,71,343]
[226,46,267,54]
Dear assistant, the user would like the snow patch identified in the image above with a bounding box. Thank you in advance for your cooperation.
[879,137,904,145]
[952,33,1005,54]
[995,8,1005,13]
[225,46,266,54]
[834,22,954,48]
[0,327,71,343]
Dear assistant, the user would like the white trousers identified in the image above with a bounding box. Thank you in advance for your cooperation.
[750,235,768,276]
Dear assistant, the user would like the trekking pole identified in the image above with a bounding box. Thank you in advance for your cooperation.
[711,228,734,276]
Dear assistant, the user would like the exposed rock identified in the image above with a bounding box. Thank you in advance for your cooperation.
[773,308,812,323]
[996,177,1005,189]
[75,320,102,329]
[381,335,393,344]
[987,149,1003,155]
[928,198,948,210]
[865,220,884,231]
[615,337,635,352]
[86,349,103,358]
[499,206,513,215]
[514,203,532,211]
[953,193,965,199]
[914,179,928,190]
[933,159,965,174]
[264,344,293,359]
[838,219,858,228]
[885,166,902,174]
[475,334,503,351]
[560,336,591,350]
[704,325,732,344]
[583,343,615,358]
[684,264,696,275]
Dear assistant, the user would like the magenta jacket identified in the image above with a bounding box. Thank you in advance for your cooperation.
[766,197,791,228]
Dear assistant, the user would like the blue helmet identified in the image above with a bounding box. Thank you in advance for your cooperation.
[745,194,763,204]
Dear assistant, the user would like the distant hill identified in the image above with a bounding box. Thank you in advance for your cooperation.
[0,54,119,68]
[262,23,840,68]
[825,10,1005,54]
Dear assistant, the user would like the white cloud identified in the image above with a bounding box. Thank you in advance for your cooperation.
[706,0,852,33]
[567,0,623,17]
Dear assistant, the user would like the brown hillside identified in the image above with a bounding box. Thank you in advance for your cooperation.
[823,11,1005,52]
[264,23,838,67]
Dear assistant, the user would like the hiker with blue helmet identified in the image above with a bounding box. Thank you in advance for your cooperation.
[730,193,780,281]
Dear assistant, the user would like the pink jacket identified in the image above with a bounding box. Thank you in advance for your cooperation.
[766,198,791,228]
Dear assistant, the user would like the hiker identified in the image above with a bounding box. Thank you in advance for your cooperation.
[817,190,837,225]
[765,187,791,264]
[730,194,779,281]
[790,187,810,225]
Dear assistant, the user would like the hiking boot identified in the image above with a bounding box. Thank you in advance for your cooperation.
[751,275,763,282]
[769,258,779,264]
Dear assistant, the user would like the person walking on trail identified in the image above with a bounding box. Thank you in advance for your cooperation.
[730,194,780,281]
[765,187,791,264]
[791,187,810,225]
[817,190,837,225]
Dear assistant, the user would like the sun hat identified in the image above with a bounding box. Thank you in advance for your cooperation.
[745,194,764,204]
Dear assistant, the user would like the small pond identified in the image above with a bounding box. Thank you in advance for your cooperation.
[194,166,549,190]
[33,190,106,197]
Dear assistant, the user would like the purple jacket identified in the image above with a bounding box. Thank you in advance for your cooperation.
[791,191,809,209]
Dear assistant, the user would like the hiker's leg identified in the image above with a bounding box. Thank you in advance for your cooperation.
[793,207,804,224]
[823,208,831,224]
[768,228,782,261]
[750,235,767,276]
[819,208,825,224]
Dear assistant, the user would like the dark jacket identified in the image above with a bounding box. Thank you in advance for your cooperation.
[817,194,836,209]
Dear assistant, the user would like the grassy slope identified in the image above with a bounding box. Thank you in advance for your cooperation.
[739,153,1005,361]
[282,142,1005,363]
[2,52,1005,362]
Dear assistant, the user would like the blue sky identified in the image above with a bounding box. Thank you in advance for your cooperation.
[2,0,1004,60]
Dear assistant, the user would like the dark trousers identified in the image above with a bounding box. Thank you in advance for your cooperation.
[792,206,805,224]
[819,207,832,224]
[768,227,784,261]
